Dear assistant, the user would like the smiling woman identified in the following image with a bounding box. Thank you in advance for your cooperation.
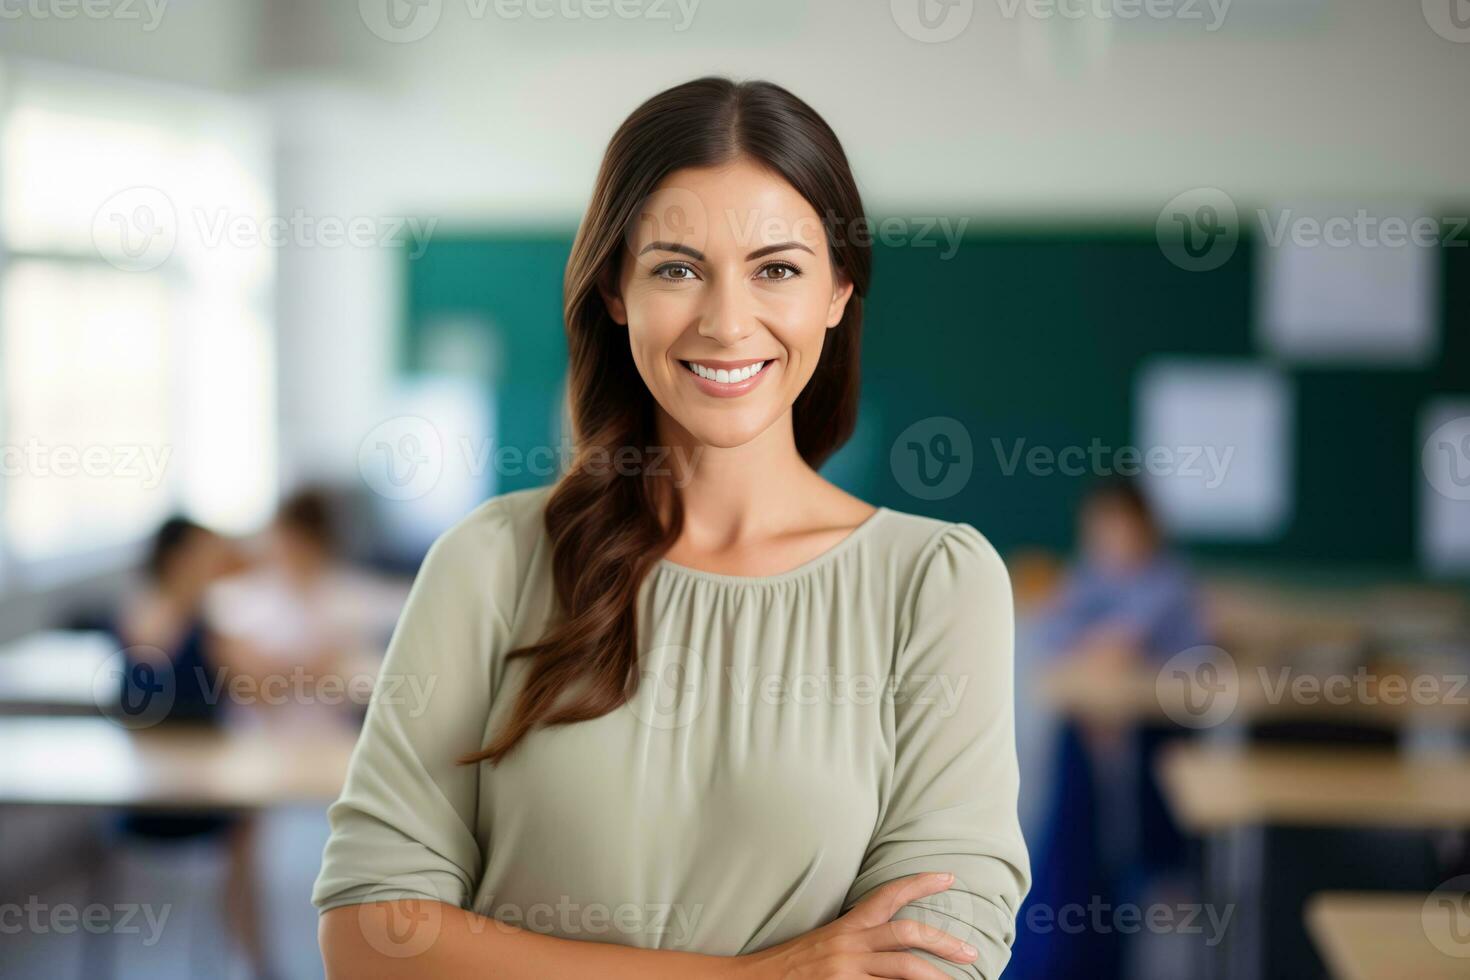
[312,76,1029,980]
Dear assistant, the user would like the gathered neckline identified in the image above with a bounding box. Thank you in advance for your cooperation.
[654,507,889,587]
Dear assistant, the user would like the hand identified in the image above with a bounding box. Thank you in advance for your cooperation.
[729,872,977,979]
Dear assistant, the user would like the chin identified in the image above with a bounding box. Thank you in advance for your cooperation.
[677,412,779,451]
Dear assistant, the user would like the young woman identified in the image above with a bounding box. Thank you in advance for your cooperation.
[314,76,1029,980]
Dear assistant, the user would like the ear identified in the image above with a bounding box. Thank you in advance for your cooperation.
[598,265,628,326]
[825,271,855,329]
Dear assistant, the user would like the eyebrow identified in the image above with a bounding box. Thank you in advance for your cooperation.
[637,240,815,261]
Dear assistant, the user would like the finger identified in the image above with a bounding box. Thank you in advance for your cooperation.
[846,873,954,927]
[854,919,978,965]
[861,951,960,980]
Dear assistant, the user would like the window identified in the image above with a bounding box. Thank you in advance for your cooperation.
[0,63,275,580]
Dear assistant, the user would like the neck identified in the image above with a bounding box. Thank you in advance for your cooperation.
[655,408,819,548]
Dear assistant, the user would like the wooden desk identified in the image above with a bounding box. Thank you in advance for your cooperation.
[1158,743,1470,832]
[0,630,115,715]
[1306,892,1470,980]
[0,716,357,809]
[1040,657,1470,729]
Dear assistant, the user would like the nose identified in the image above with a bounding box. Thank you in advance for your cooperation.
[695,274,755,347]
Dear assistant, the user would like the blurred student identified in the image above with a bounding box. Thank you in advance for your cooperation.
[112,516,272,979]
[1009,477,1211,980]
[205,488,407,728]
[1038,476,1209,667]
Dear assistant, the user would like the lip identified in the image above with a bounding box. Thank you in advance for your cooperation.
[678,357,776,398]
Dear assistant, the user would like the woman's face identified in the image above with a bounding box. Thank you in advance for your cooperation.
[603,157,854,451]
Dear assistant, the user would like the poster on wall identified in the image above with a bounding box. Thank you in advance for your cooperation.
[1419,400,1470,574]
[1255,201,1439,365]
[1135,360,1293,538]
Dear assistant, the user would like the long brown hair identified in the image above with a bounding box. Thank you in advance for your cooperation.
[462,76,873,765]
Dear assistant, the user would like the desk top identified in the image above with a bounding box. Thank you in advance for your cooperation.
[1039,657,1469,729]
[1157,742,1470,831]
[0,630,115,714]
[0,716,358,810]
[1306,892,1470,980]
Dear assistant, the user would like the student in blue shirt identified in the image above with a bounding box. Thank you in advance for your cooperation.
[1010,477,1211,980]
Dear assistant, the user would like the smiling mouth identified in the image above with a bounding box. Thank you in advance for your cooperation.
[680,359,770,384]
[677,357,775,398]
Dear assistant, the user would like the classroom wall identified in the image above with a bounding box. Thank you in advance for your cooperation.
[403,227,1470,572]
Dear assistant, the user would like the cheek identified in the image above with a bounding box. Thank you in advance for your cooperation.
[626,293,692,361]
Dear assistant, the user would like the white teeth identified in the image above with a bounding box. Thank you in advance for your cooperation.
[685,361,765,384]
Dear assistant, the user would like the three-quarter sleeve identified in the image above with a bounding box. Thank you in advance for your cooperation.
[311,506,515,914]
[843,523,1032,979]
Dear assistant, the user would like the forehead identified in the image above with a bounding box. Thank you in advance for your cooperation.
[629,157,828,255]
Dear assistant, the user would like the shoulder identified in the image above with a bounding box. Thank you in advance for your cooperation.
[872,507,1010,599]
[423,484,552,569]
[406,485,554,629]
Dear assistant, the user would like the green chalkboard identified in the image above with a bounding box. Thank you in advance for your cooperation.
[403,226,1468,574]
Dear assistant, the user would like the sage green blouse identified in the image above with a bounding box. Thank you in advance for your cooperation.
[312,485,1030,979]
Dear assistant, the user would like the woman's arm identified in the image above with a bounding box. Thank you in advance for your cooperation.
[321,874,981,980]
[839,523,1032,980]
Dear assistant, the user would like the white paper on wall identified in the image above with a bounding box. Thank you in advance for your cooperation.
[1419,400,1470,574]
[1135,360,1292,539]
[1255,201,1439,365]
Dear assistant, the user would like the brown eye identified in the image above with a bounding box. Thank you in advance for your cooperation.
[757,262,801,281]
[654,262,698,281]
